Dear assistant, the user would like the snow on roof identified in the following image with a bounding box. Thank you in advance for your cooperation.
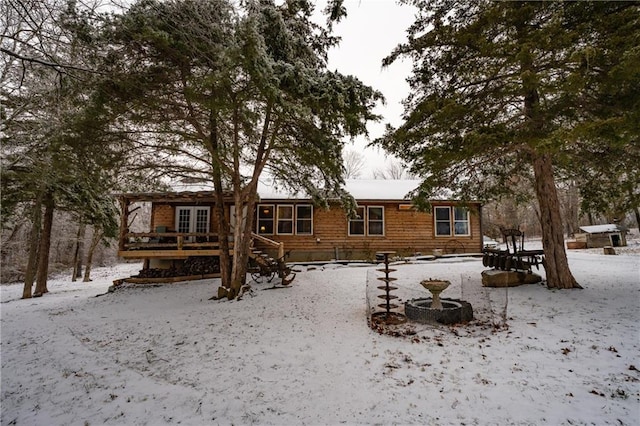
[257,179,422,201]
[255,180,305,200]
[167,179,462,202]
[170,182,215,193]
[344,179,421,200]
[164,179,421,200]
[579,224,621,234]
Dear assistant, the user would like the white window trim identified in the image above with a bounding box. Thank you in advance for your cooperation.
[175,206,211,242]
[295,204,313,235]
[367,206,385,236]
[276,204,294,235]
[434,206,452,237]
[453,206,471,236]
[434,206,471,237]
[348,207,366,236]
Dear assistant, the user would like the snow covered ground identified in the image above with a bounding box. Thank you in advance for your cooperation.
[1,245,639,425]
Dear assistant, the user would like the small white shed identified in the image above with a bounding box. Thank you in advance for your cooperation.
[575,224,627,248]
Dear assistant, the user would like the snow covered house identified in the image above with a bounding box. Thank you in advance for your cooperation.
[116,180,483,272]
[575,224,627,248]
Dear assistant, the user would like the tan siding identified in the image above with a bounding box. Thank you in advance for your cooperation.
[256,201,483,261]
[148,199,482,261]
[152,204,174,231]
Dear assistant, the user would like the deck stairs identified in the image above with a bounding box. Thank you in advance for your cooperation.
[248,234,296,285]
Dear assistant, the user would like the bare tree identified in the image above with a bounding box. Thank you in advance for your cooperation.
[83,226,105,282]
[343,150,366,179]
[557,180,580,237]
[372,159,415,180]
[71,223,86,281]
[2,0,133,296]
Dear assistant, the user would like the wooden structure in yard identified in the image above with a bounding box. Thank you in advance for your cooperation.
[117,188,285,279]
[115,180,483,278]
[575,224,627,248]
[117,190,233,263]
[482,228,544,273]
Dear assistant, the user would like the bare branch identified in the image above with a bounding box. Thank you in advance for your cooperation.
[1,47,102,75]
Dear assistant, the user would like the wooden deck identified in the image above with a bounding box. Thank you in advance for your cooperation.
[118,231,282,260]
[118,249,231,259]
[118,232,230,259]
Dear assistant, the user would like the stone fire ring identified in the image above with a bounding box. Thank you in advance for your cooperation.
[404,298,473,325]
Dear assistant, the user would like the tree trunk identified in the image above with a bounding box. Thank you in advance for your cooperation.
[227,187,246,297]
[212,188,231,290]
[207,110,232,295]
[628,187,640,230]
[72,223,86,281]
[22,199,43,299]
[83,227,102,282]
[532,154,581,289]
[207,92,275,300]
[562,181,579,238]
[228,104,275,297]
[515,4,579,289]
[230,196,257,296]
[34,191,54,296]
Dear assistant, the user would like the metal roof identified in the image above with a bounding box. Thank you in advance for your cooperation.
[579,224,622,234]
[116,191,234,203]
[116,179,477,203]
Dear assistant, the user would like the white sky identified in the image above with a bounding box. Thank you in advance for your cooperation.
[318,0,417,177]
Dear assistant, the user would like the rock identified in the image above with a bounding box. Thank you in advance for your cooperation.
[217,286,228,299]
[567,241,587,249]
[481,269,542,287]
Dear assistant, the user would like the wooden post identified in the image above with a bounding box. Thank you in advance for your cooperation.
[177,235,183,250]
[118,197,129,252]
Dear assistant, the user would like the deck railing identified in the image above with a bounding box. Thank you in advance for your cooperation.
[251,232,285,259]
[119,231,285,260]
[119,232,227,259]
[122,232,221,250]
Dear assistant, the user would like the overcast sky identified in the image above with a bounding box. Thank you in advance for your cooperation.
[319,0,418,177]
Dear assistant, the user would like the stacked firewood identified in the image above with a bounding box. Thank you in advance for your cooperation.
[135,257,220,278]
[135,267,179,278]
[182,256,220,275]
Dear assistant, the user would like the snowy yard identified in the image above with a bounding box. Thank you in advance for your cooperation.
[1,248,639,425]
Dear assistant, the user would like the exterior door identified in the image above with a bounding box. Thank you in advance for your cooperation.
[175,207,210,242]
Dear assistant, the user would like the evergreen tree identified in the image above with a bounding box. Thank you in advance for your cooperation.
[1,0,138,296]
[377,1,639,289]
[97,0,382,298]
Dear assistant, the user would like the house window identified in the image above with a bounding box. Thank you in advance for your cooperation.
[348,206,384,236]
[367,206,384,236]
[348,207,365,236]
[257,204,274,235]
[454,207,470,236]
[277,205,294,235]
[435,207,451,236]
[296,205,313,235]
[175,206,210,241]
[257,204,314,235]
[434,206,470,236]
